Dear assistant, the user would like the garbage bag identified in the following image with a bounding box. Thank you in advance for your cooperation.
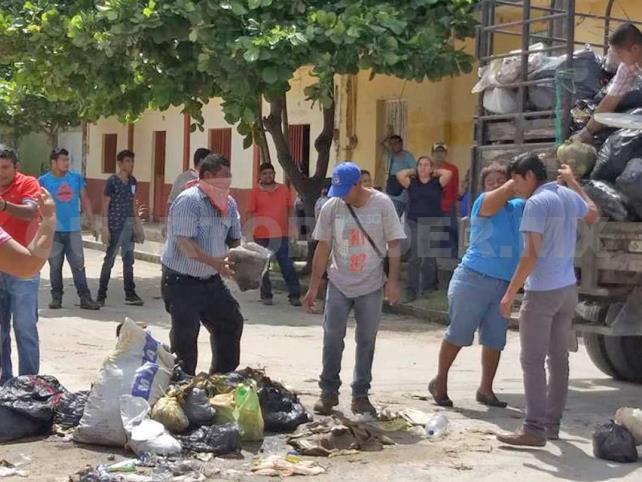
[211,392,237,425]
[593,420,638,463]
[529,48,604,111]
[74,318,174,446]
[581,180,631,221]
[121,394,182,456]
[183,387,216,427]
[483,87,519,114]
[557,140,597,178]
[616,158,642,220]
[259,386,312,433]
[615,407,642,445]
[54,390,89,428]
[227,242,271,292]
[176,423,241,454]
[0,375,67,442]
[151,392,190,434]
[592,113,642,181]
[234,381,264,441]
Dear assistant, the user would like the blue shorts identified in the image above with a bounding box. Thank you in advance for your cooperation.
[445,265,510,350]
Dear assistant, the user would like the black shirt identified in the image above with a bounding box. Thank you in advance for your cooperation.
[406,177,444,221]
[105,174,137,230]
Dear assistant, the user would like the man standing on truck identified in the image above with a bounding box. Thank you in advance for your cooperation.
[496,154,599,447]
[574,23,642,143]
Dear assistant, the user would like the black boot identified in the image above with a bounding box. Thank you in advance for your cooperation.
[80,296,101,310]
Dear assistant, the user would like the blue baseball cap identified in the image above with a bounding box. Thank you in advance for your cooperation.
[328,162,361,198]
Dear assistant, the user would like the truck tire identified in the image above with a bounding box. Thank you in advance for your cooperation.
[603,336,642,383]
[583,333,620,379]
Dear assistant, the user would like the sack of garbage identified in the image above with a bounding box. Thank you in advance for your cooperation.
[0,375,68,442]
[183,387,216,427]
[483,87,519,114]
[151,391,190,434]
[615,407,642,445]
[592,113,642,181]
[581,180,631,221]
[74,318,174,446]
[557,140,597,178]
[259,386,312,433]
[211,392,237,425]
[176,423,241,454]
[529,48,604,111]
[616,158,642,220]
[121,394,182,456]
[53,390,89,429]
[495,43,545,85]
[227,242,271,292]
[235,380,264,441]
[593,420,639,463]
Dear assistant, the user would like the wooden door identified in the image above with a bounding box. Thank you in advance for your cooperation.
[209,128,233,161]
[288,124,310,177]
[153,131,166,223]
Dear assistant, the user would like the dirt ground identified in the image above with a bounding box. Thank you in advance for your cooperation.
[1,251,641,481]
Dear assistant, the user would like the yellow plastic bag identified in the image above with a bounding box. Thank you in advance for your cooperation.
[211,392,236,425]
[151,393,189,434]
[234,381,264,441]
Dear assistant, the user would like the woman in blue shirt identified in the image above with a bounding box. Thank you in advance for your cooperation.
[428,163,525,408]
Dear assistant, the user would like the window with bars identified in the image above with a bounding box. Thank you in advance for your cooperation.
[102,133,118,173]
[209,128,232,161]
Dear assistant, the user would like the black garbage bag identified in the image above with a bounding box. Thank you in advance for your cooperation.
[592,109,642,181]
[176,423,241,454]
[0,375,68,442]
[593,421,638,463]
[183,387,217,427]
[581,180,631,221]
[53,390,89,428]
[616,158,642,220]
[259,386,312,433]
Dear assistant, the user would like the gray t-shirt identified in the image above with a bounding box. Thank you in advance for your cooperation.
[313,190,406,297]
[167,169,199,206]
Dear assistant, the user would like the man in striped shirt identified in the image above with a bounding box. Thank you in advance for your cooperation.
[161,153,244,376]
[575,23,642,143]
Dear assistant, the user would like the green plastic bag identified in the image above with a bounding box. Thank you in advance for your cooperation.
[234,381,264,441]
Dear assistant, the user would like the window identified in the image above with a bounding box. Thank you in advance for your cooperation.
[102,133,118,173]
[209,128,232,161]
[288,124,311,177]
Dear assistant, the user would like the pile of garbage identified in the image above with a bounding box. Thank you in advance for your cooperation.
[593,406,642,463]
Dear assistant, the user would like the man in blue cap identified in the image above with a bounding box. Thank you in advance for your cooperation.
[304,161,405,415]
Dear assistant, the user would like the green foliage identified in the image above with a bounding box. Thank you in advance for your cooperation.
[0,0,477,150]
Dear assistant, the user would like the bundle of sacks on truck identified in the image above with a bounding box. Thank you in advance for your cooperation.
[0,318,311,457]
[474,43,642,220]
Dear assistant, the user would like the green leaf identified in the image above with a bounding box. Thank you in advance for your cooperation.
[242,134,253,149]
[189,29,198,42]
[242,107,255,124]
[244,47,260,62]
[248,0,262,10]
[261,66,278,84]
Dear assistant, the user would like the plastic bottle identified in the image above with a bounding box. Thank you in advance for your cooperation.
[425,413,448,439]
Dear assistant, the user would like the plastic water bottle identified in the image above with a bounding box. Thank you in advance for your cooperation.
[425,413,448,439]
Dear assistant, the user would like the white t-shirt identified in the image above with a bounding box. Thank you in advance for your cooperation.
[313,190,405,298]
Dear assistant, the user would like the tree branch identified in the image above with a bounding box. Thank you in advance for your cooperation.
[313,102,335,180]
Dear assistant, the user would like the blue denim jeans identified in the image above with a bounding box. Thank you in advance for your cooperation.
[255,237,301,300]
[319,282,384,397]
[49,231,92,300]
[0,273,40,382]
[98,223,136,298]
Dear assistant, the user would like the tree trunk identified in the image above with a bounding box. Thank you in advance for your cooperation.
[81,121,88,178]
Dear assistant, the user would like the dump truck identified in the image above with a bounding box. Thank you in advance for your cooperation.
[473,0,642,382]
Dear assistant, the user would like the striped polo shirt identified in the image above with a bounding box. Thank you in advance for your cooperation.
[161,185,241,278]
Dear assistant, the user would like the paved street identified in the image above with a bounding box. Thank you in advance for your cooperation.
[1,249,641,481]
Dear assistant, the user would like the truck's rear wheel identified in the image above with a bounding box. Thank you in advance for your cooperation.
[603,336,642,383]
[583,333,619,379]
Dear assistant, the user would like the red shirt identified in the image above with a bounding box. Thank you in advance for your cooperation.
[441,161,460,214]
[0,172,40,246]
[248,184,292,239]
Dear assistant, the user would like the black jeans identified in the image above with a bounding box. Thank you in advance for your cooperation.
[161,267,244,376]
[48,231,92,300]
[98,223,136,298]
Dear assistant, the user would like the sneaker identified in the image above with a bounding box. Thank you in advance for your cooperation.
[351,395,377,416]
[125,293,144,306]
[79,296,101,311]
[289,297,302,307]
[261,298,274,306]
[96,294,106,307]
[313,392,339,415]
[49,297,62,310]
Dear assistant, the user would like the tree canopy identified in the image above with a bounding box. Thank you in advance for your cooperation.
[0,0,477,210]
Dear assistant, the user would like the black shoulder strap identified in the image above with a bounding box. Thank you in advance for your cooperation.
[345,203,384,258]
